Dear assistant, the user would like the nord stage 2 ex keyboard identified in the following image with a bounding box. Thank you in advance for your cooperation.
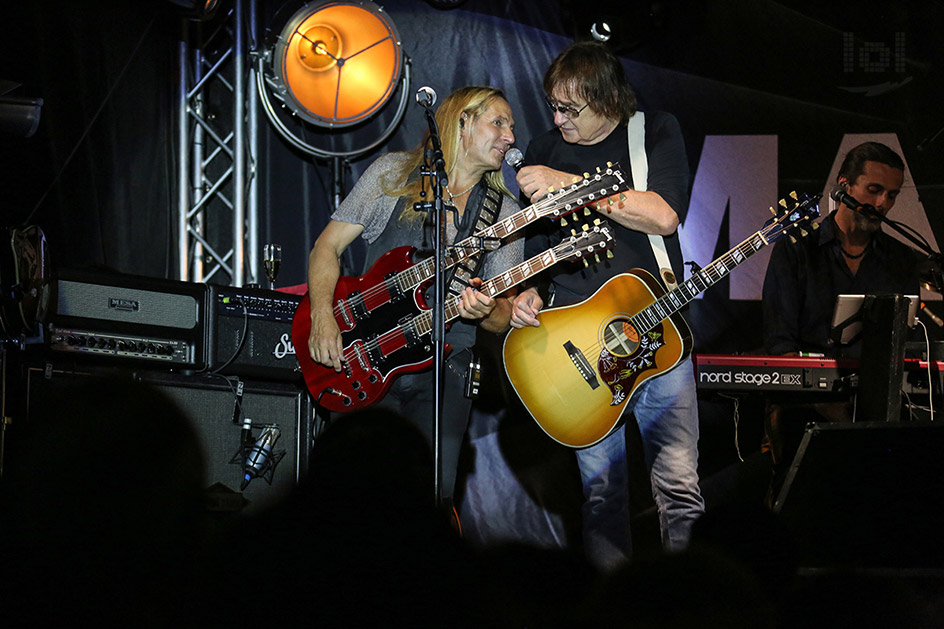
[694,354,859,393]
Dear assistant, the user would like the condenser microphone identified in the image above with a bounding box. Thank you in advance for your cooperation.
[504,148,525,172]
[241,425,281,490]
[415,86,437,108]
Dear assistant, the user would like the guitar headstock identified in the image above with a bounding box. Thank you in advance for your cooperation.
[535,163,628,224]
[555,222,616,266]
[763,191,822,244]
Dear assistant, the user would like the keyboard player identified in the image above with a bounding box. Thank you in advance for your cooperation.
[760,141,920,504]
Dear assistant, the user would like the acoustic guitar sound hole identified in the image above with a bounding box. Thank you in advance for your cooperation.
[602,319,638,357]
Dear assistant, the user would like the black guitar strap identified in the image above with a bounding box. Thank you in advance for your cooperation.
[445,182,503,299]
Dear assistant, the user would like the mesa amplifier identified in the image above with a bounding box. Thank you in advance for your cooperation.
[206,285,302,381]
[46,269,208,369]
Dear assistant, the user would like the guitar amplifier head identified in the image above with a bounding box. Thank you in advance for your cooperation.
[206,285,302,382]
[47,269,208,369]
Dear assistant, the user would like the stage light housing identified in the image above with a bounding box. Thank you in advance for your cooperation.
[270,0,403,128]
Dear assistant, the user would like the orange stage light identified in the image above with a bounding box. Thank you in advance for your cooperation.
[272,1,403,128]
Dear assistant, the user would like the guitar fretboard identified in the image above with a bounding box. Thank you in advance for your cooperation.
[409,231,611,338]
[410,244,566,338]
[631,230,770,334]
[392,166,625,295]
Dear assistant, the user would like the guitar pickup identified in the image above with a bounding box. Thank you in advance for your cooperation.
[400,318,421,347]
[564,340,600,390]
[347,291,367,322]
[383,273,404,301]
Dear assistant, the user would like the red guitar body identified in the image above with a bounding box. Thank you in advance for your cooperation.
[292,247,446,413]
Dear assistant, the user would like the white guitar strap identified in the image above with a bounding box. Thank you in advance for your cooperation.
[628,111,678,290]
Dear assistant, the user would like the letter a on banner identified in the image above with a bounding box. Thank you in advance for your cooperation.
[679,135,778,300]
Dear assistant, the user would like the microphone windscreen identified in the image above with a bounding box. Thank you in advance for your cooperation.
[829,184,846,202]
[504,148,524,171]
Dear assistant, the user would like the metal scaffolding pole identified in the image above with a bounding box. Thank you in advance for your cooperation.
[176,1,258,286]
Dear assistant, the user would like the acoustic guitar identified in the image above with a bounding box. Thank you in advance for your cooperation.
[503,193,820,448]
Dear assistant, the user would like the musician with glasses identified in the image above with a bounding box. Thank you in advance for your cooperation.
[510,41,704,571]
[305,86,523,503]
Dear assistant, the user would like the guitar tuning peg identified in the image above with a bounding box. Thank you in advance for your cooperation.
[596,166,602,173]
[594,254,601,263]
[593,218,601,226]
[619,193,627,202]
[769,206,777,215]
[583,172,590,179]
[584,207,591,216]
[790,191,798,200]
[583,259,590,268]
[606,250,614,259]
[779,198,788,208]
[608,196,615,205]
[582,223,590,231]
[811,221,820,230]
[799,228,809,237]
[789,235,797,244]
[548,186,556,194]
[606,161,613,167]
[560,216,568,227]
[571,228,578,236]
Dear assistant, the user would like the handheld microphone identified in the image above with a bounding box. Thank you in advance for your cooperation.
[241,425,281,490]
[415,86,437,108]
[829,184,882,219]
[504,148,525,172]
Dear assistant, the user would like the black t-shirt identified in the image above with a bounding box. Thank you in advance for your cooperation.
[523,111,690,306]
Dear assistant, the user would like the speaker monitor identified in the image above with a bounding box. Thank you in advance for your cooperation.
[774,421,944,572]
[24,366,312,515]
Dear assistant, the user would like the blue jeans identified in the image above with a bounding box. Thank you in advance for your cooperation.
[576,355,704,571]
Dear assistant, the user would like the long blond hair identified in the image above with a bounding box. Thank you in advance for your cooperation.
[382,86,515,222]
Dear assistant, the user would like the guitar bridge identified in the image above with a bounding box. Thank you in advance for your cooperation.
[564,340,600,390]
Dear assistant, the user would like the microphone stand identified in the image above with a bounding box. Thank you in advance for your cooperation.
[848,203,944,289]
[414,101,447,507]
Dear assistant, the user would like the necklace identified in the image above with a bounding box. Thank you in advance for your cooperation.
[840,242,869,259]
[446,181,477,200]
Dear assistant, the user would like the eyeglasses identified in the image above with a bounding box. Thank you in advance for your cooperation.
[544,97,589,119]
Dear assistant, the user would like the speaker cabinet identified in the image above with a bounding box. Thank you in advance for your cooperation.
[774,421,944,572]
[23,366,313,515]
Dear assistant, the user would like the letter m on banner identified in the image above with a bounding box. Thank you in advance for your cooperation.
[679,136,778,300]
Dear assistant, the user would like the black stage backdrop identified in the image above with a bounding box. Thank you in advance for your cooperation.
[2,0,942,354]
[2,0,943,550]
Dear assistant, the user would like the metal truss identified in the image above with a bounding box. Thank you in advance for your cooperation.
[176,0,259,286]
